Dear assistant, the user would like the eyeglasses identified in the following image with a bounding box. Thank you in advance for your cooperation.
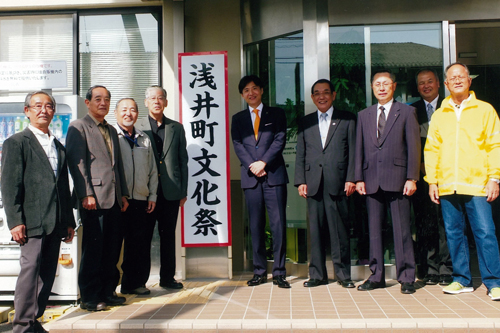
[446,76,468,83]
[373,82,393,89]
[29,104,54,112]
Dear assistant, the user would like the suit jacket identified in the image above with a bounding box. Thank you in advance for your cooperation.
[231,105,288,189]
[354,101,420,195]
[411,96,444,163]
[136,116,188,201]
[294,109,356,197]
[1,128,75,238]
[66,114,129,209]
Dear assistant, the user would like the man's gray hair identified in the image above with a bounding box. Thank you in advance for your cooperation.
[445,62,470,79]
[24,91,56,109]
[145,85,167,99]
[115,98,138,111]
[371,69,396,83]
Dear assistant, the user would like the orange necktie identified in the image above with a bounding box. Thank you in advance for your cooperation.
[253,109,260,140]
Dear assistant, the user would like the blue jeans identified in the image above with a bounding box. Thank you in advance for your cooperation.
[441,195,500,290]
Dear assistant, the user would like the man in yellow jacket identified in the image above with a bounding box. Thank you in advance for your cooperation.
[424,62,500,301]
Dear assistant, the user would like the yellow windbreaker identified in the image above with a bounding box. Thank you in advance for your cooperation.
[424,91,500,196]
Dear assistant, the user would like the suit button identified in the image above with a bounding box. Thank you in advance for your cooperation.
[160,161,163,164]
[255,146,259,149]
[319,164,322,167]
[378,147,382,150]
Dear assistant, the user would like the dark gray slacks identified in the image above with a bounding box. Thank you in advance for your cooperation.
[245,178,287,277]
[13,232,61,333]
[413,176,452,276]
[366,189,416,284]
[307,182,351,281]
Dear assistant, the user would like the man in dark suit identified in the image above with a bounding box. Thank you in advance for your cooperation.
[2,91,75,333]
[294,79,356,288]
[231,75,290,288]
[67,85,129,311]
[411,69,452,286]
[355,69,420,294]
[136,85,188,290]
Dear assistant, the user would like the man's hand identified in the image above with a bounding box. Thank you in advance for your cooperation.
[429,184,440,204]
[298,184,308,198]
[82,196,96,210]
[403,180,417,196]
[345,182,356,197]
[121,197,129,212]
[249,161,267,177]
[146,201,156,213]
[180,197,187,207]
[356,182,366,195]
[486,180,500,202]
[10,225,27,245]
[63,227,75,243]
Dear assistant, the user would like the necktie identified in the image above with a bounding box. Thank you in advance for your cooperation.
[426,103,434,121]
[320,112,328,148]
[378,106,386,144]
[253,109,260,140]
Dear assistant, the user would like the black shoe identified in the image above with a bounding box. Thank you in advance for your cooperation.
[80,301,107,311]
[401,282,416,294]
[273,275,291,288]
[34,320,48,333]
[422,274,440,285]
[247,274,267,286]
[439,274,453,286]
[103,294,126,305]
[160,280,184,289]
[337,279,355,288]
[357,280,386,291]
[303,279,328,287]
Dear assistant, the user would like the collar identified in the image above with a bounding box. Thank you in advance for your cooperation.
[248,103,263,114]
[28,124,52,138]
[424,95,440,110]
[317,106,333,121]
[377,100,394,113]
[88,113,108,126]
[446,92,473,110]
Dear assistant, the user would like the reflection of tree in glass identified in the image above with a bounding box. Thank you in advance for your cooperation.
[331,65,367,114]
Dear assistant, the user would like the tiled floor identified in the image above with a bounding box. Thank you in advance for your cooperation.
[46,274,500,332]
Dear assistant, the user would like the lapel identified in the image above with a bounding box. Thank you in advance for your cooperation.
[162,116,175,158]
[378,101,400,145]
[54,139,65,181]
[367,104,379,146]
[84,114,112,162]
[307,113,323,149]
[323,109,341,150]
[23,128,56,180]
[256,106,270,144]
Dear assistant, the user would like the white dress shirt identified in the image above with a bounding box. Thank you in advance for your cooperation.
[318,106,333,148]
[28,124,58,177]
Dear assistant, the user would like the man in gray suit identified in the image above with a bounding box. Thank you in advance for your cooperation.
[295,79,356,288]
[66,85,129,311]
[2,91,75,333]
[355,70,420,294]
[136,85,188,289]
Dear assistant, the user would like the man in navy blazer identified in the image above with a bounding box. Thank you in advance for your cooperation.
[231,75,290,288]
[410,69,452,286]
[295,79,356,288]
[2,91,75,333]
[355,70,420,294]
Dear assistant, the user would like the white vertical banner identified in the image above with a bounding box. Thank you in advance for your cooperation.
[179,51,231,247]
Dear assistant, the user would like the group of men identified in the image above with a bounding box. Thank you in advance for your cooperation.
[233,63,500,301]
[2,85,187,332]
[4,61,500,332]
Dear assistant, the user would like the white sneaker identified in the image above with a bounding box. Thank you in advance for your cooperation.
[442,282,474,294]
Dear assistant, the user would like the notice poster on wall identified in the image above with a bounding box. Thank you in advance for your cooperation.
[179,51,231,247]
[0,61,67,90]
